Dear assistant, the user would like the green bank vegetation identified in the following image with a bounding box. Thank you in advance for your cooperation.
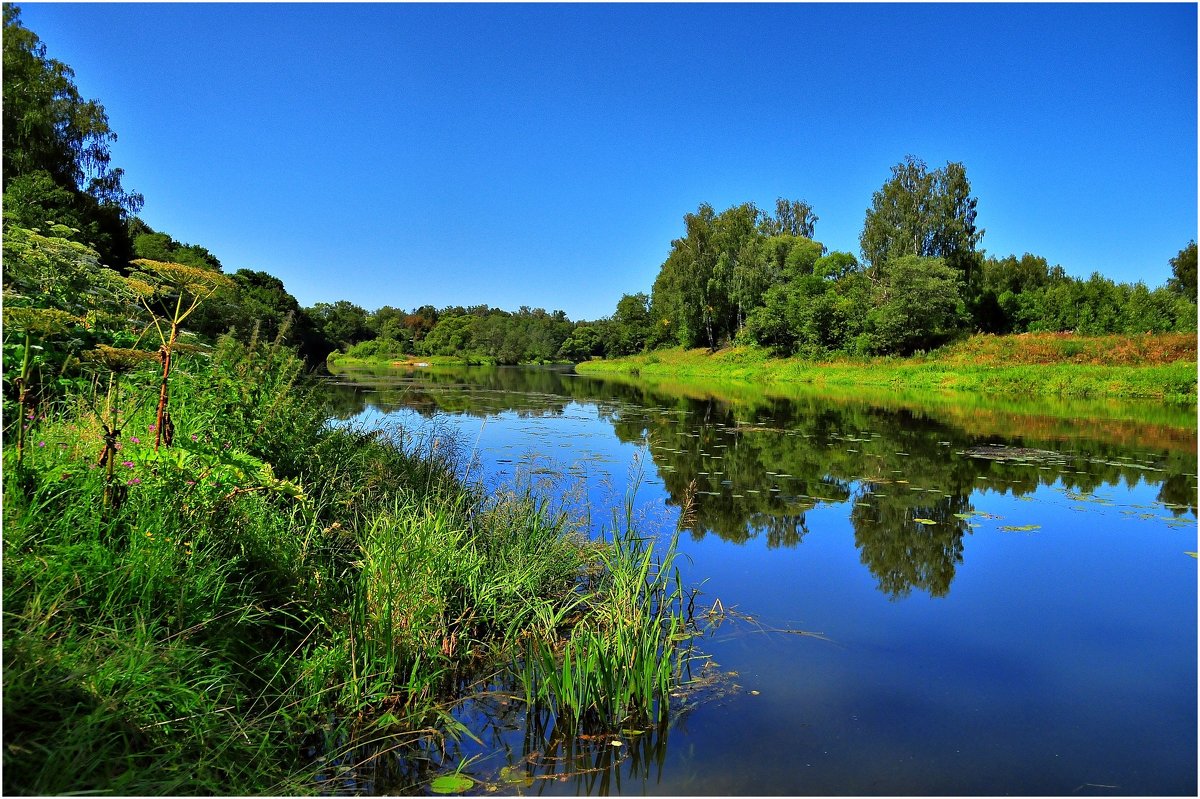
[2,253,695,793]
[577,333,1198,402]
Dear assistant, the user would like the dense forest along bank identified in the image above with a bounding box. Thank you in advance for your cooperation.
[574,333,1198,402]
[326,363,1197,795]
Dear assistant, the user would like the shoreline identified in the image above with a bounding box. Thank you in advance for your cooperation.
[574,335,1198,403]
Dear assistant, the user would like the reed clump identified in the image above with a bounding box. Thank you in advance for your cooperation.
[517,501,691,731]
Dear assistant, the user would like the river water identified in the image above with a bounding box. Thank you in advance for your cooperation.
[327,364,1197,796]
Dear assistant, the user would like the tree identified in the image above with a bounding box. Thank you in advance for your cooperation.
[609,293,651,356]
[559,324,603,361]
[1168,240,1196,299]
[865,256,967,355]
[3,5,142,265]
[759,198,818,239]
[860,156,982,286]
[306,300,372,352]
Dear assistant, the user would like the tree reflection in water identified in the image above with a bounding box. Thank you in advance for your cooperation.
[325,364,1197,602]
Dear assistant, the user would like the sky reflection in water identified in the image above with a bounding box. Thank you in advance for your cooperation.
[327,365,1197,796]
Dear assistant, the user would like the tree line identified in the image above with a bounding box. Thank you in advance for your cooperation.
[630,158,1196,358]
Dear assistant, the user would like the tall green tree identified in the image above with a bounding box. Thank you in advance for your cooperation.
[1167,240,1197,299]
[2,5,142,266]
[609,293,652,356]
[860,156,983,286]
[306,300,372,352]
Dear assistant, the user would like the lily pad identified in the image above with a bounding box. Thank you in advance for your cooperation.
[999,524,1041,532]
[913,518,937,525]
[431,774,474,794]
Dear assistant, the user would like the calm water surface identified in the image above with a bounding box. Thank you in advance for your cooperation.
[326,365,1197,796]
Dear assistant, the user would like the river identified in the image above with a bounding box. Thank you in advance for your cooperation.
[326,364,1197,796]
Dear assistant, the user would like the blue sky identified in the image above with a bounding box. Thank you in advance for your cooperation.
[17,2,1197,320]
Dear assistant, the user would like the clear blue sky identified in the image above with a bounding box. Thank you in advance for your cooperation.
[17,2,1197,320]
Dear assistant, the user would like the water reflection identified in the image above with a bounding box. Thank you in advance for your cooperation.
[325,364,1197,602]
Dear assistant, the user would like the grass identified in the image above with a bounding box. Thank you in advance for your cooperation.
[577,333,1198,402]
[2,333,692,794]
[517,498,690,730]
[327,352,484,369]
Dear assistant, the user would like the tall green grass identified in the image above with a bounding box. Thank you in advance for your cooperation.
[517,498,691,730]
[3,332,694,794]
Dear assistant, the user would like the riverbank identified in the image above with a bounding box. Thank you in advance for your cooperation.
[3,337,688,795]
[327,352,572,370]
[327,352,478,369]
[575,333,1198,403]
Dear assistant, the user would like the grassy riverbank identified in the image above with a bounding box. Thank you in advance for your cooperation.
[327,352,571,370]
[576,333,1198,403]
[327,352,479,369]
[3,337,688,795]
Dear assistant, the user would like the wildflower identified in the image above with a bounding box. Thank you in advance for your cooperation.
[190,434,198,442]
[37,441,45,448]
[130,436,141,444]
[127,478,141,485]
[149,424,157,432]
[122,460,134,468]
[185,480,196,486]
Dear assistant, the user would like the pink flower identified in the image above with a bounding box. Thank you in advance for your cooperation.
[148,424,157,432]
[127,478,141,485]
[122,461,134,468]
[37,441,45,448]
[130,436,141,444]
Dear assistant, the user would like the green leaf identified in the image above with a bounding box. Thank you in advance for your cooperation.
[430,774,474,794]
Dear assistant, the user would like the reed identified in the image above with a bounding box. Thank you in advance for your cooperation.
[516,497,690,730]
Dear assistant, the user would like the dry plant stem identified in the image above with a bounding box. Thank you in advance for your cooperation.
[15,332,32,466]
[100,372,119,511]
[155,341,172,450]
[151,292,187,451]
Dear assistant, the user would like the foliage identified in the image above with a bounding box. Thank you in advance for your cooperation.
[2,4,141,266]
[3,324,697,793]
[859,155,982,286]
[1167,240,1196,299]
[864,256,967,355]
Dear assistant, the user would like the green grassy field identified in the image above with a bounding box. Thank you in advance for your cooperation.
[576,333,1198,403]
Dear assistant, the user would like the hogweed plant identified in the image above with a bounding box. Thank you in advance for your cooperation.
[126,259,234,449]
